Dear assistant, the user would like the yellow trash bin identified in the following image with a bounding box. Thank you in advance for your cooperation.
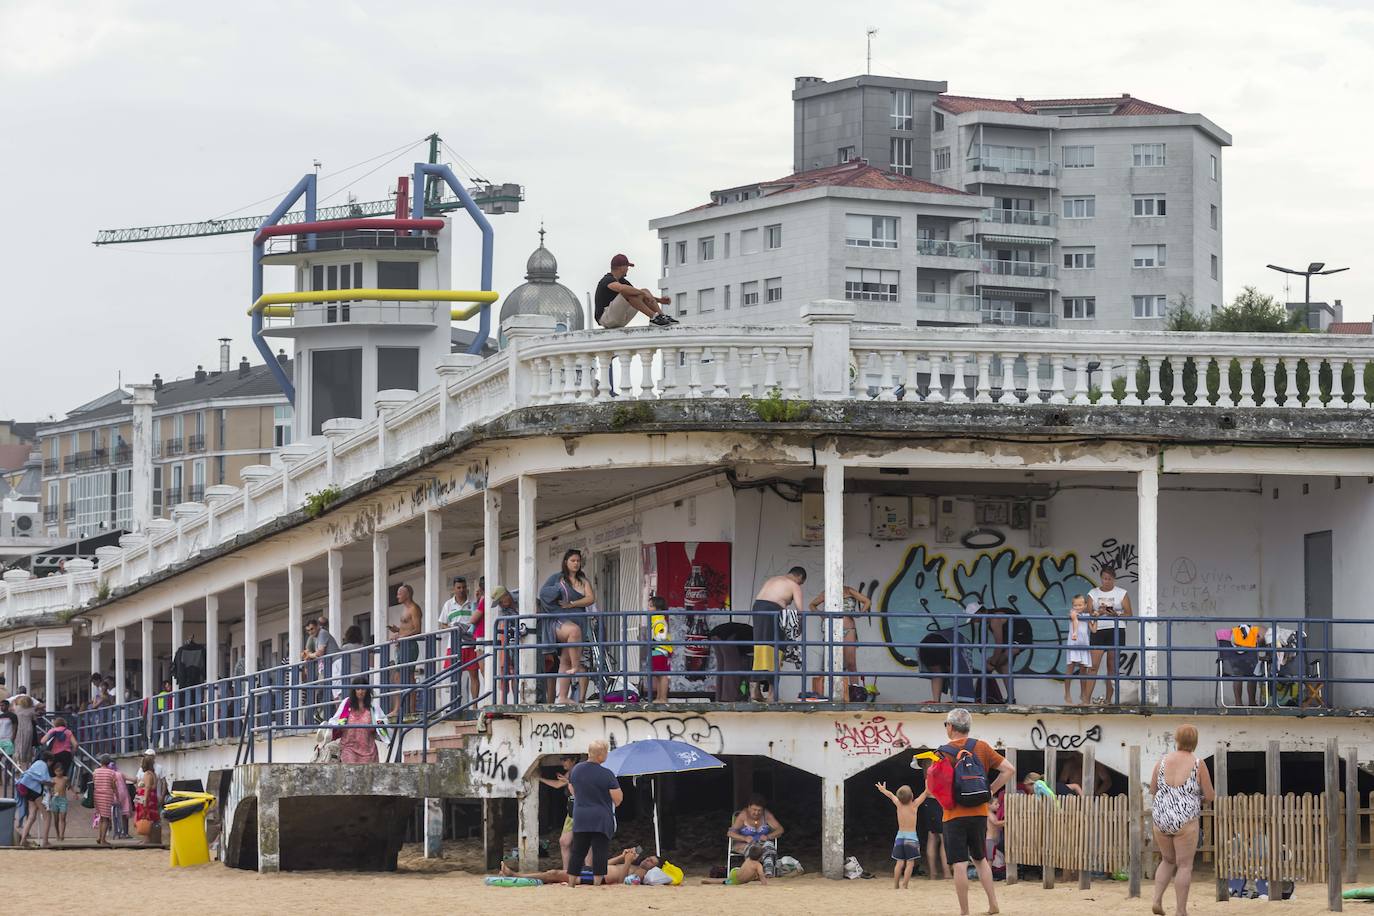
[164,791,215,868]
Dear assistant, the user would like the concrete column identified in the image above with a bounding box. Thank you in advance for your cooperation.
[44,647,56,710]
[3,652,16,695]
[1137,466,1160,705]
[243,580,259,675]
[257,791,280,873]
[802,300,857,400]
[287,564,304,696]
[482,489,502,706]
[372,533,390,650]
[423,797,444,859]
[423,510,442,635]
[170,606,185,681]
[326,549,344,638]
[822,460,844,689]
[18,650,31,693]
[517,475,537,704]
[129,383,156,532]
[141,617,155,701]
[113,627,126,704]
[821,774,845,879]
[205,593,220,684]
[90,637,103,684]
[517,783,540,871]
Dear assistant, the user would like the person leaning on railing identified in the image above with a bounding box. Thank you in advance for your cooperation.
[486,586,518,703]
[539,549,596,706]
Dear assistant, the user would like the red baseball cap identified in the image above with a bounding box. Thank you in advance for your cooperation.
[610,253,634,268]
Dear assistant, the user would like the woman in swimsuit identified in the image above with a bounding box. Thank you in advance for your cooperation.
[727,792,785,871]
[807,585,871,700]
[1150,725,1215,916]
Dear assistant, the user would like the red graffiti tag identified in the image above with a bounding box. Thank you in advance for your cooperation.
[834,716,910,756]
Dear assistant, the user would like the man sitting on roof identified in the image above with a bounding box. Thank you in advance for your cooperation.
[594,254,677,329]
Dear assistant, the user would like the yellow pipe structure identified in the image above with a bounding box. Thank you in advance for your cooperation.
[249,288,499,317]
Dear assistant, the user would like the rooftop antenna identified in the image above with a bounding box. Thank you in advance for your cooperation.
[866,28,878,75]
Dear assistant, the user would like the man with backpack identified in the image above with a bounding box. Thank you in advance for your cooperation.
[928,708,1016,916]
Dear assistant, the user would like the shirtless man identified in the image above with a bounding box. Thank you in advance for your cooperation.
[807,583,871,701]
[387,583,423,717]
[499,847,660,885]
[751,568,806,704]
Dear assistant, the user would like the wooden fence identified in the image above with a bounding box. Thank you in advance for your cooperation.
[1216,794,1329,885]
[1006,793,1131,874]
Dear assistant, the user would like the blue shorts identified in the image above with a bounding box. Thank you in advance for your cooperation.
[893,830,922,861]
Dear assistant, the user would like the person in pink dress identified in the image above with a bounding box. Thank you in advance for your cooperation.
[339,679,379,764]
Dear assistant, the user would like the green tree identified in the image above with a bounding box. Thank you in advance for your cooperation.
[1209,286,1306,333]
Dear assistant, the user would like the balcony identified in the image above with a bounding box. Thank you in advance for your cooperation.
[63,504,75,521]
[915,238,980,259]
[113,444,132,465]
[164,438,184,457]
[62,455,78,472]
[42,458,58,475]
[914,292,982,325]
[262,230,439,257]
[967,156,1056,176]
[981,258,1056,279]
[43,506,58,524]
[188,484,206,502]
[982,208,1056,228]
[981,307,1057,328]
[162,487,182,507]
[188,434,206,453]
[72,448,109,471]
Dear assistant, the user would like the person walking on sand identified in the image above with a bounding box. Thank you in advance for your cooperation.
[45,761,70,843]
[751,568,806,704]
[566,739,624,886]
[15,750,53,847]
[938,708,1015,916]
[91,753,122,847]
[1150,725,1214,916]
[877,780,926,889]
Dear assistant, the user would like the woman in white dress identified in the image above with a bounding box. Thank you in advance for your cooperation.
[1064,594,1095,705]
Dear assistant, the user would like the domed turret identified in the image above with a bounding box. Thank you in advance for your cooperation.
[498,227,585,344]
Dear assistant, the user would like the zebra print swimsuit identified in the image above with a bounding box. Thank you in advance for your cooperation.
[1152,756,1202,836]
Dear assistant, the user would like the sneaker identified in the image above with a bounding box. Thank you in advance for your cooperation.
[650,314,676,327]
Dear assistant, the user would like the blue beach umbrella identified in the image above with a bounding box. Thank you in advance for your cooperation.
[602,739,724,855]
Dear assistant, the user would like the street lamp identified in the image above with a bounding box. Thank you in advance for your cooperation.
[1265,261,1350,307]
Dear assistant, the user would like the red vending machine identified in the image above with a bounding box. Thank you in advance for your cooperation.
[641,541,731,681]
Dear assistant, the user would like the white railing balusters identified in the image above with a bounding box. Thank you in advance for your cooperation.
[948,352,969,404]
[998,352,1019,405]
[925,352,944,403]
[1353,358,1369,409]
[974,353,994,404]
[1024,354,1043,405]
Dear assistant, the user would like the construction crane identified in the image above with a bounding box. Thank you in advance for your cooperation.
[92,134,523,245]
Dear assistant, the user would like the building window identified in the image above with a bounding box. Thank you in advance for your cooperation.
[697,288,715,313]
[1210,205,1218,230]
[675,240,687,265]
[216,455,225,486]
[1062,248,1096,270]
[765,277,782,303]
[723,232,730,258]
[723,285,732,310]
[1211,254,1219,280]
[1062,145,1095,168]
[378,346,420,392]
[740,228,759,255]
[889,138,913,175]
[191,459,206,502]
[844,267,899,302]
[170,463,183,507]
[217,409,226,449]
[114,468,131,529]
[933,147,951,171]
[1133,195,1167,217]
[661,241,669,276]
[890,89,912,130]
[1132,244,1167,268]
[934,111,945,132]
[376,260,417,291]
[675,293,686,316]
[742,281,759,306]
[845,214,898,248]
[698,237,715,261]
[1133,295,1167,319]
[838,146,855,164]
[73,470,114,536]
[1062,196,1095,219]
[1132,143,1166,167]
[1062,297,1096,320]
[152,467,162,517]
[1210,154,1218,180]
[273,406,293,447]
[764,224,782,250]
[311,347,363,435]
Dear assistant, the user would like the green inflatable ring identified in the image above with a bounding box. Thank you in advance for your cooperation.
[1342,886,1374,900]
[485,876,543,887]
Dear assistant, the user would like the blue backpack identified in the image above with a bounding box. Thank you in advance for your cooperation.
[937,738,991,807]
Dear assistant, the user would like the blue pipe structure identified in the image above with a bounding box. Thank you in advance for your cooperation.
[410,163,494,354]
[251,173,317,403]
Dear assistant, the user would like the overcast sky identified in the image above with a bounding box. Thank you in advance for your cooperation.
[3,0,1372,420]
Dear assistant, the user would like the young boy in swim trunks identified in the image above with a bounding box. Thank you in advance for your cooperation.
[876,780,925,888]
[47,762,70,843]
[702,844,768,885]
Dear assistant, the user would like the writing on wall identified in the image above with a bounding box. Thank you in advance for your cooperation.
[834,715,911,757]
[602,714,725,756]
[1166,558,1256,615]
[1091,538,1138,582]
[530,722,575,741]
[1029,718,1103,751]
[471,738,519,783]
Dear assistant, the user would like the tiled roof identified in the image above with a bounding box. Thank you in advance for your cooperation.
[42,360,294,427]
[1328,322,1372,335]
[936,94,1181,116]
[759,160,971,196]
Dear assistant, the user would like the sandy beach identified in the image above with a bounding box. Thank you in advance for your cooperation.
[0,846,1358,916]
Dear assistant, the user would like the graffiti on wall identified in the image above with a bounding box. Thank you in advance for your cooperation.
[602,714,725,756]
[471,738,519,783]
[1030,718,1103,751]
[1090,538,1138,582]
[834,715,911,756]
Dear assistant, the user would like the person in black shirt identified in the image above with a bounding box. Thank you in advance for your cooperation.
[594,253,677,328]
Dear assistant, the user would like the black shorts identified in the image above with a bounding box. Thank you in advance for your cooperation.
[918,633,952,672]
[917,798,944,839]
[942,814,988,865]
[567,831,610,878]
[1090,627,1122,649]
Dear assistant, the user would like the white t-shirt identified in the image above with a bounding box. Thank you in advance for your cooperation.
[1087,586,1129,630]
[442,597,475,632]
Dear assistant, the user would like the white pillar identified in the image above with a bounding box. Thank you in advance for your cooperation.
[90,636,103,681]
[170,606,185,683]
[18,650,31,693]
[517,783,540,871]
[141,618,154,701]
[482,489,502,706]
[821,774,845,879]
[243,580,259,675]
[3,652,16,695]
[130,383,156,532]
[205,593,220,684]
[372,533,390,650]
[287,564,304,665]
[822,460,845,690]
[1138,466,1160,706]
[424,510,443,635]
[113,627,126,703]
[517,475,537,703]
[327,549,344,638]
[44,647,56,710]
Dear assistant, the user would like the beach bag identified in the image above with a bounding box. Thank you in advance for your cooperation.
[775,855,803,877]
[81,780,95,809]
[643,866,673,885]
[938,738,991,807]
[660,861,684,885]
[135,817,153,836]
[843,855,864,879]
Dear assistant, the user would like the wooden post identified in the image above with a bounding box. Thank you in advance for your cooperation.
[1042,747,1057,889]
[1326,739,1343,911]
[1214,742,1230,902]
[1128,745,1142,898]
[1080,746,1096,890]
[1267,740,1281,899]
[1006,746,1019,885]
[1345,747,1359,885]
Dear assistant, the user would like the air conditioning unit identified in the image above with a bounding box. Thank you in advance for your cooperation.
[0,511,40,538]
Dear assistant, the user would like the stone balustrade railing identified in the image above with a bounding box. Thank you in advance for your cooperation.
[5,303,1373,623]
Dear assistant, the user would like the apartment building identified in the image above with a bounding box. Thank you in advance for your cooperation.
[38,353,292,538]
[653,74,1231,330]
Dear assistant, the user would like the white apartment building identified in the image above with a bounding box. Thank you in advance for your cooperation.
[654,76,1231,330]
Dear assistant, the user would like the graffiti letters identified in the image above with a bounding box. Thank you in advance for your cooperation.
[834,715,910,756]
[471,739,519,783]
[602,715,725,756]
[1090,538,1138,582]
[530,722,575,741]
[1030,718,1102,751]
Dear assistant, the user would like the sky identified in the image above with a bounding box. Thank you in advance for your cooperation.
[2,0,1372,420]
